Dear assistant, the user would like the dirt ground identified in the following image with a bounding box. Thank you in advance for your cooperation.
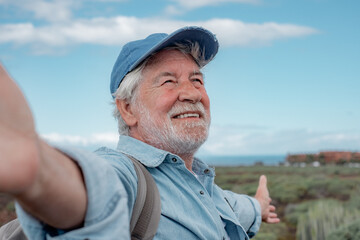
[0,194,16,226]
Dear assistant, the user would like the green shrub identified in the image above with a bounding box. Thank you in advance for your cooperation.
[6,201,15,212]
[269,175,309,203]
[347,190,360,210]
[253,222,288,240]
[327,178,354,200]
[327,218,360,240]
[285,201,317,227]
[296,200,360,240]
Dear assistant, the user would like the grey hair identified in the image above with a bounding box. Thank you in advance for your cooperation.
[112,41,207,136]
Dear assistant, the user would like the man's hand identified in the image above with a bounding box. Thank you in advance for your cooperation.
[0,63,40,194]
[0,63,87,229]
[254,175,280,224]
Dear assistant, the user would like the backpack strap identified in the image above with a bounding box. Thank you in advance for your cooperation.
[127,155,161,240]
[0,218,27,240]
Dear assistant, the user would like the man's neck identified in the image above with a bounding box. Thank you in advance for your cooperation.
[178,153,195,171]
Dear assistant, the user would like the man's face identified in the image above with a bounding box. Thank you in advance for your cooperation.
[131,49,211,156]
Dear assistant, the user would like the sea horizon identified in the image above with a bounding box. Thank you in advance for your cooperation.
[197,155,286,166]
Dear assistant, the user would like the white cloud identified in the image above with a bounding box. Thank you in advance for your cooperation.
[90,0,127,2]
[0,0,77,22]
[0,0,126,23]
[168,0,260,11]
[40,128,360,155]
[203,19,318,47]
[0,17,318,52]
[41,132,118,149]
[164,0,260,15]
[198,126,360,155]
[164,5,184,16]
[24,0,76,22]
[0,0,317,52]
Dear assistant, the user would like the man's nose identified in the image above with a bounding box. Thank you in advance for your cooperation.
[178,81,202,103]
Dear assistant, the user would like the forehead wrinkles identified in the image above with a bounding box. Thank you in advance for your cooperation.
[142,52,201,85]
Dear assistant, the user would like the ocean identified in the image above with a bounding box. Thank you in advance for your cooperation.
[198,155,286,166]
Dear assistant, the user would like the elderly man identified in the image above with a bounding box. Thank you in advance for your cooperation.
[0,26,279,239]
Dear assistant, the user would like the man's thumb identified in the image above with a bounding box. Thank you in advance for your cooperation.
[259,175,267,189]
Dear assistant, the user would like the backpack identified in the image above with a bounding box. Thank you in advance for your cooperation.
[0,156,161,240]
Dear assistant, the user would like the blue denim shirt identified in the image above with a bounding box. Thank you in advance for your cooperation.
[16,135,261,239]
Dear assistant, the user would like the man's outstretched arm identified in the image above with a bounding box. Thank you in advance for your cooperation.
[0,63,87,229]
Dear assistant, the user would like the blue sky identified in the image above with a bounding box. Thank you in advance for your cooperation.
[0,0,359,156]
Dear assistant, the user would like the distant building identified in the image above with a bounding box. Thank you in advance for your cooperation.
[286,151,360,166]
[312,161,320,167]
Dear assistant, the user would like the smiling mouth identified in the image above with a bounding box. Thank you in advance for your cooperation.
[173,113,200,119]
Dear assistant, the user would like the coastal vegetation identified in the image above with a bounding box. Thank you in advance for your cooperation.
[214,165,360,240]
[1,165,359,239]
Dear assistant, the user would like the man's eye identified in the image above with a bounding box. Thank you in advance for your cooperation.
[162,80,176,86]
[192,78,203,85]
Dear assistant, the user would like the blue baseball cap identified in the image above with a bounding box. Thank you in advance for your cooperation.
[110,26,219,96]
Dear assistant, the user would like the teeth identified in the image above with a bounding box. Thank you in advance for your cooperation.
[175,113,199,119]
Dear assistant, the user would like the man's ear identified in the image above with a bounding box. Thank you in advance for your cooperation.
[116,99,138,127]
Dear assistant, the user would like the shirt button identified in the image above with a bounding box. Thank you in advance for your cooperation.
[172,158,177,163]
[199,190,204,195]
[204,169,210,174]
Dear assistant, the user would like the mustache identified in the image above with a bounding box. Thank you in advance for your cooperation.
[168,102,206,118]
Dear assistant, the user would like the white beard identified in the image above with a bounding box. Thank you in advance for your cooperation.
[135,101,210,157]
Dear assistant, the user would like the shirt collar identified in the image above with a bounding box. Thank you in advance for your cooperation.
[116,135,213,176]
[193,157,215,177]
[116,135,169,167]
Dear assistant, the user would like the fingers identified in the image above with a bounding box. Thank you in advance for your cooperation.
[263,204,280,223]
[268,212,278,218]
[266,211,280,224]
[266,215,281,224]
[264,205,280,224]
[268,205,276,214]
[269,205,276,212]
